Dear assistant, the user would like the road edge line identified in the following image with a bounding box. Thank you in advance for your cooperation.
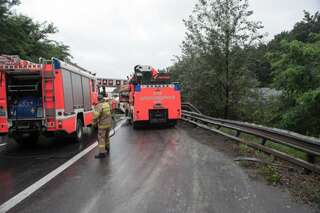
[0,119,126,213]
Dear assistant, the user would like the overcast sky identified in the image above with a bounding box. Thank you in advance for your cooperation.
[17,0,319,79]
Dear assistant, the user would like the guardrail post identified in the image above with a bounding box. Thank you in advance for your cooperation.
[216,125,221,130]
[235,130,241,137]
[261,138,267,146]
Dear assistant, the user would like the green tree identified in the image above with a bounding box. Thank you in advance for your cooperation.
[291,11,320,43]
[172,0,264,118]
[0,0,19,18]
[0,0,71,61]
[246,44,272,87]
[268,33,320,136]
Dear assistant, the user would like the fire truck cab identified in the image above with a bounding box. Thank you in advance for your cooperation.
[0,55,98,144]
[128,65,181,128]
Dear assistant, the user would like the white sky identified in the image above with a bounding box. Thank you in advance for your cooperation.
[16,0,319,79]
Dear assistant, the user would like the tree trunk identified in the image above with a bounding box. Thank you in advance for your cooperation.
[224,33,230,119]
[224,53,229,119]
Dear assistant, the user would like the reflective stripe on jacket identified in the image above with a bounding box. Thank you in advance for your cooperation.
[94,102,112,129]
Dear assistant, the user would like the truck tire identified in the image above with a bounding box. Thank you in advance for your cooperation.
[132,121,139,129]
[128,112,133,125]
[73,119,84,142]
[168,120,177,127]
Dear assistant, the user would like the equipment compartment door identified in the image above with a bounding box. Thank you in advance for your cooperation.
[6,72,43,120]
[0,72,8,133]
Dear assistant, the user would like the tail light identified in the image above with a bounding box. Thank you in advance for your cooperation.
[58,120,62,128]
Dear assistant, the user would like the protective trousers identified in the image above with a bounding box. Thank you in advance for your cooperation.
[98,128,110,154]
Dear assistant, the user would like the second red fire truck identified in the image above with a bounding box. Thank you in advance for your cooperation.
[0,55,98,144]
[127,65,181,128]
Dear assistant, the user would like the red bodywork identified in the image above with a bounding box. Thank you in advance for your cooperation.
[0,71,8,133]
[0,55,98,137]
[128,66,181,125]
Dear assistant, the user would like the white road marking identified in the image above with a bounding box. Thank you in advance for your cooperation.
[0,143,7,147]
[0,119,126,213]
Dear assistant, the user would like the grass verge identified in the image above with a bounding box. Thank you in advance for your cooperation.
[218,128,309,161]
[233,141,320,207]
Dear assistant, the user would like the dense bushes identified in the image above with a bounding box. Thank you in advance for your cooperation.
[171,0,319,137]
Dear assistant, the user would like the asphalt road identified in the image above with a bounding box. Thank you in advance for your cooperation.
[0,128,97,205]
[0,122,317,213]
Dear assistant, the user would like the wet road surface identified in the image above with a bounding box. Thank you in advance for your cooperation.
[0,122,317,213]
[0,128,97,205]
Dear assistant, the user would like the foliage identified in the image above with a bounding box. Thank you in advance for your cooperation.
[268,32,320,136]
[0,0,19,18]
[171,0,264,119]
[270,37,320,95]
[238,89,282,125]
[259,165,282,185]
[239,144,251,155]
[246,44,272,87]
[291,11,320,43]
[0,0,71,61]
[172,0,320,137]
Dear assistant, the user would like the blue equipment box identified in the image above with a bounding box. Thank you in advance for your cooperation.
[9,96,43,119]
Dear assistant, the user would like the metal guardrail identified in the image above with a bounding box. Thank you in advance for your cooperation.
[181,102,202,114]
[181,105,320,174]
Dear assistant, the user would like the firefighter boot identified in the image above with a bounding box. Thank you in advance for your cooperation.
[106,145,110,154]
[95,153,106,159]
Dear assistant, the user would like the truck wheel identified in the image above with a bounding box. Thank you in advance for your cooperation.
[73,119,84,142]
[132,121,139,129]
[14,137,23,145]
[128,112,133,125]
[168,120,177,127]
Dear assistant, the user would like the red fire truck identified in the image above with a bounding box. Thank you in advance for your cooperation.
[128,65,181,128]
[0,55,98,144]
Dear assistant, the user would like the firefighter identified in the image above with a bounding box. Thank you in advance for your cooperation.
[94,95,112,159]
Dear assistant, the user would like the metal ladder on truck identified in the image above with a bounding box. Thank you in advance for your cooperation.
[41,61,56,129]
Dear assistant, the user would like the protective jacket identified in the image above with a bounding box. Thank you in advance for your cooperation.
[94,102,112,129]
